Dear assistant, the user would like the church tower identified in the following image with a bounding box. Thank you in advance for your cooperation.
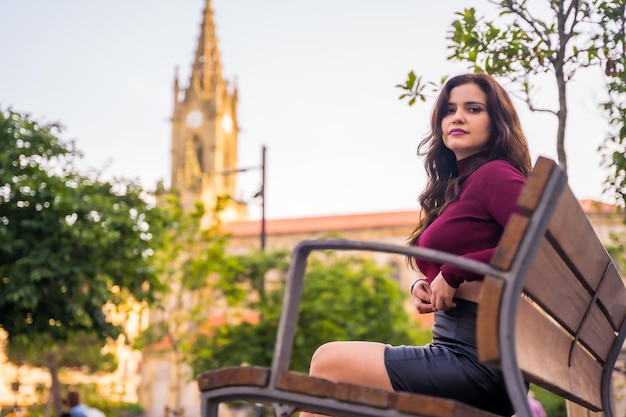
[170,0,247,222]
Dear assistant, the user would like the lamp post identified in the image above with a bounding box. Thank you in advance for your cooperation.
[219,145,266,250]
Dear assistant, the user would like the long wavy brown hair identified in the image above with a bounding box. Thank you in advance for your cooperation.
[407,73,531,271]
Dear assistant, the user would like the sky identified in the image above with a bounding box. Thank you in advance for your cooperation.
[0,0,612,221]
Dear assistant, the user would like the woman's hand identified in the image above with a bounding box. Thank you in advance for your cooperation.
[429,272,457,311]
[410,280,436,314]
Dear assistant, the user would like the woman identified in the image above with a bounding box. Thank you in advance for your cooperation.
[285,73,532,417]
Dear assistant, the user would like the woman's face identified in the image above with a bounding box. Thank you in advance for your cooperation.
[441,82,492,160]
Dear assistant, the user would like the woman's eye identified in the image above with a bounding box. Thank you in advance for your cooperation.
[468,107,482,113]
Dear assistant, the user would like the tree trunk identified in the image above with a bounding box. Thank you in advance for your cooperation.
[554,1,569,174]
[555,68,568,175]
[44,394,53,417]
[45,350,63,417]
[173,345,182,416]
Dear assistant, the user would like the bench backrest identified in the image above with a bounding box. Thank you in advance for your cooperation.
[477,157,626,416]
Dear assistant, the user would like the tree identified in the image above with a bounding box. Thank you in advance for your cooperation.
[595,1,626,207]
[190,249,429,376]
[0,108,163,415]
[398,0,606,174]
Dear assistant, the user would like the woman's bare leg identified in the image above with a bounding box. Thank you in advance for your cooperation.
[298,341,393,417]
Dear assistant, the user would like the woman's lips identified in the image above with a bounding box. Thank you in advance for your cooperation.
[448,129,467,136]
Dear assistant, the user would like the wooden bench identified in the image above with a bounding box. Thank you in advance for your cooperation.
[197,156,626,417]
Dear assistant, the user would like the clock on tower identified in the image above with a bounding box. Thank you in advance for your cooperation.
[185,110,203,129]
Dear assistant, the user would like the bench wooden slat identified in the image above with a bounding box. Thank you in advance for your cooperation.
[546,181,609,292]
[276,371,396,409]
[546,185,626,330]
[516,156,556,214]
[334,382,396,408]
[395,392,503,417]
[476,276,504,364]
[515,298,603,411]
[276,371,335,397]
[479,281,604,411]
[484,210,616,364]
[276,371,506,417]
[490,214,528,270]
[197,366,269,391]
[597,262,626,330]
[525,239,616,361]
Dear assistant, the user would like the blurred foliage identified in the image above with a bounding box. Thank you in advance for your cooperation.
[532,384,566,417]
[18,400,144,417]
[6,332,117,374]
[190,248,430,375]
[607,230,626,274]
[595,1,626,208]
[134,193,231,353]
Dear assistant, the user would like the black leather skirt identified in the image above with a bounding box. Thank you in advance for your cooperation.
[384,299,516,416]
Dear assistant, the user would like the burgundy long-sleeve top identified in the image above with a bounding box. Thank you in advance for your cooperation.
[415,155,526,288]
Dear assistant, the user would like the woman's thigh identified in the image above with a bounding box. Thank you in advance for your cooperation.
[308,340,393,390]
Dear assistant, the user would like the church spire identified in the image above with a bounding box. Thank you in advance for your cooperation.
[190,0,223,101]
[170,0,244,221]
